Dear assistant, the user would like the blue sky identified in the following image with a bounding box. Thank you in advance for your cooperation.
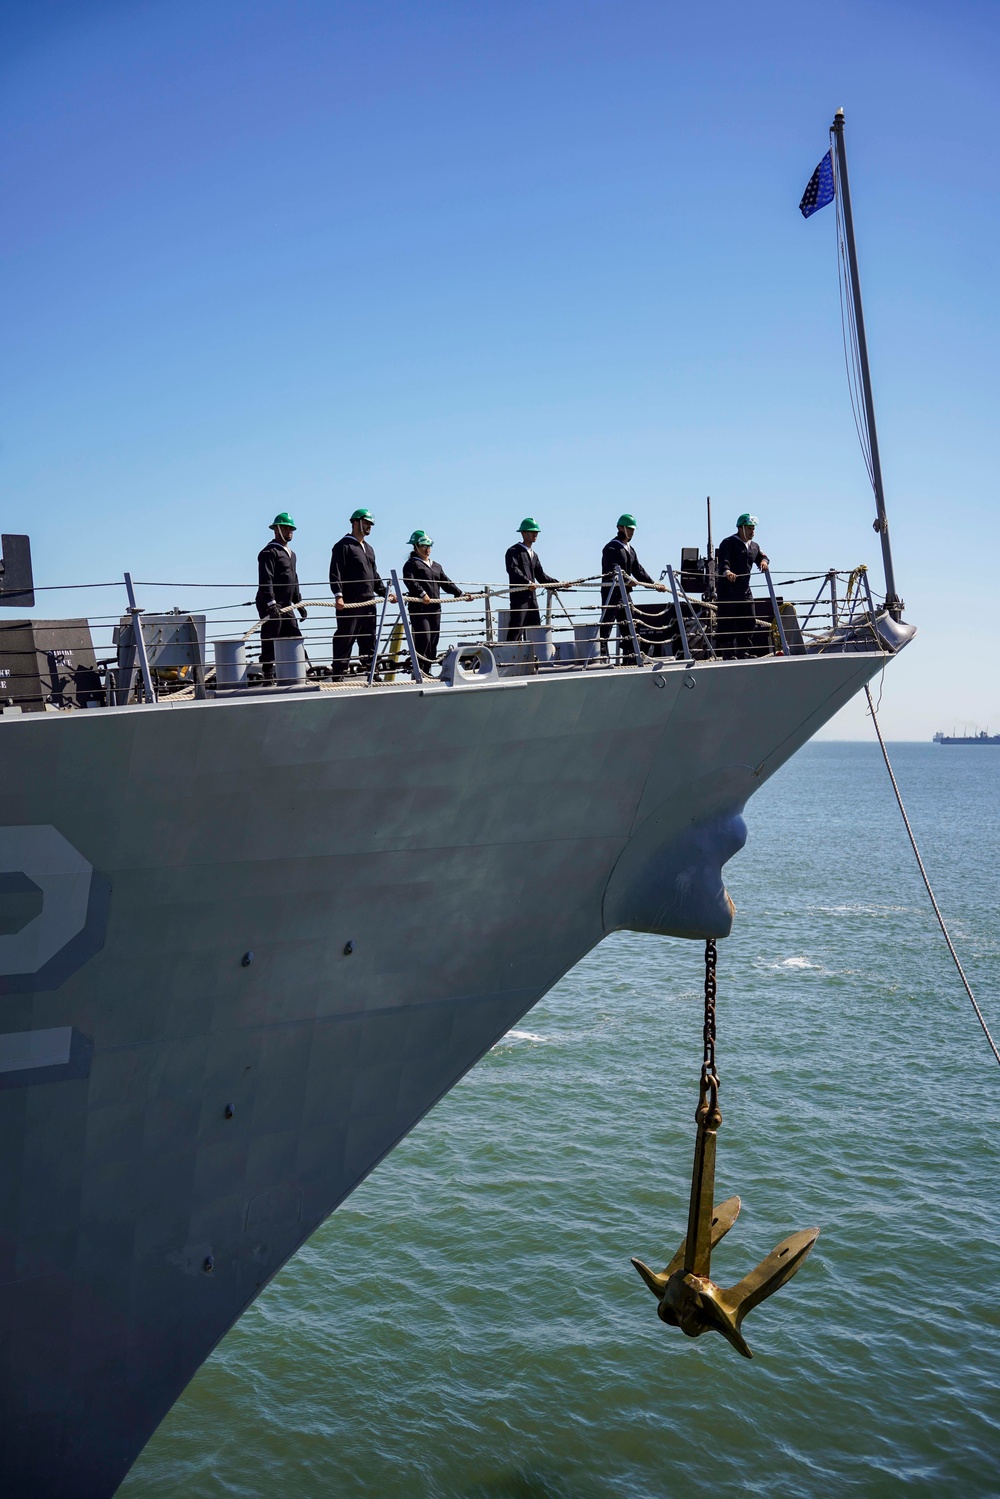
[2,0,996,736]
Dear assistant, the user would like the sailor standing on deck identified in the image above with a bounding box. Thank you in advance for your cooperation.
[256,512,307,682]
[329,508,395,680]
[599,513,666,662]
[402,531,469,676]
[716,512,770,658]
[503,518,558,643]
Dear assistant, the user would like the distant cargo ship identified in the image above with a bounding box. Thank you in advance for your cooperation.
[933,731,1000,745]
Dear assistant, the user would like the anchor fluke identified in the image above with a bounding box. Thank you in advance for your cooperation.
[633,1223,820,1359]
[718,1225,820,1327]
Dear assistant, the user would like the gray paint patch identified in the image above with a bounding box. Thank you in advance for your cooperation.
[0,1026,92,1088]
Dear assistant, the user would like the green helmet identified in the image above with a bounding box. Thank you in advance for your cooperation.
[350,507,375,523]
[408,530,433,547]
[518,517,541,533]
[617,513,637,529]
[270,512,296,530]
[736,512,759,528]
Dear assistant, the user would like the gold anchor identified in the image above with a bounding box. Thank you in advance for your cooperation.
[632,940,819,1359]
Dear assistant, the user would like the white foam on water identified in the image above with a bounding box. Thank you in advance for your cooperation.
[756,954,829,975]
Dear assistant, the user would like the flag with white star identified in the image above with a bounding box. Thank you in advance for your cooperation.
[799,150,835,218]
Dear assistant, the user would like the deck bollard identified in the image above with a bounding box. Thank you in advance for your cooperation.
[274,638,307,686]
[214,640,247,688]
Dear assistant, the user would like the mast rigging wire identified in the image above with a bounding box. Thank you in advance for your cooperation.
[832,131,876,495]
[866,684,1000,1068]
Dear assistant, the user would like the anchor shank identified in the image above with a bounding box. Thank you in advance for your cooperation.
[684,1112,719,1276]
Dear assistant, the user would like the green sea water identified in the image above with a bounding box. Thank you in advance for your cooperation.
[121,743,1000,1498]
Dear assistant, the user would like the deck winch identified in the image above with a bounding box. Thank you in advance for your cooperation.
[632,940,819,1358]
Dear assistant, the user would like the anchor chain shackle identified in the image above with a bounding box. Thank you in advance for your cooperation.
[697,938,721,1131]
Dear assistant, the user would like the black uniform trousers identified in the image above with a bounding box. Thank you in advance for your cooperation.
[331,605,378,679]
[716,596,761,658]
[407,606,442,675]
[259,614,302,669]
[504,589,540,642]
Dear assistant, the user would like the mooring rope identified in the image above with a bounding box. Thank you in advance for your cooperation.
[865,684,1000,1068]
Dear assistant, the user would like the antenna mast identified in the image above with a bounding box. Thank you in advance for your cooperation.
[830,108,899,615]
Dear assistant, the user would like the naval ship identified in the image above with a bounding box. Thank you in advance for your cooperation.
[0,542,913,1497]
[0,110,911,1498]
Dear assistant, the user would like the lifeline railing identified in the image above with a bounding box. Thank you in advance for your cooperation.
[0,563,890,708]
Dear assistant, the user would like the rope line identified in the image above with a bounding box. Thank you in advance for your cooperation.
[865,684,1000,1068]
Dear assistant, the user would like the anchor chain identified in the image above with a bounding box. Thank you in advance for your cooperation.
[697,939,721,1133]
[631,937,820,1359]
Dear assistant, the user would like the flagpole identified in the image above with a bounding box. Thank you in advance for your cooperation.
[830,107,899,615]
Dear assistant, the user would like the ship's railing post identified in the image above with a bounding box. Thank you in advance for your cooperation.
[391,569,424,684]
[763,568,790,656]
[616,565,644,665]
[829,569,839,629]
[800,571,833,635]
[123,572,156,704]
[484,585,494,643]
[545,589,554,626]
[860,567,880,648]
[367,586,393,687]
[675,576,717,659]
[665,565,692,664]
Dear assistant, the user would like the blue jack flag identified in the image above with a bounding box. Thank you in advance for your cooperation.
[799,150,834,218]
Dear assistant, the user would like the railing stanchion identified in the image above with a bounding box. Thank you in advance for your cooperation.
[764,569,790,656]
[830,569,839,629]
[616,565,644,665]
[860,567,880,648]
[676,577,716,660]
[391,569,424,684]
[485,585,494,643]
[367,587,393,687]
[800,572,832,636]
[665,565,692,664]
[123,572,156,704]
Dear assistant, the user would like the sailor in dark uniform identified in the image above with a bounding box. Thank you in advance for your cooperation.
[599,513,667,662]
[328,508,394,679]
[255,512,307,681]
[503,518,558,642]
[402,531,469,676]
[716,512,770,658]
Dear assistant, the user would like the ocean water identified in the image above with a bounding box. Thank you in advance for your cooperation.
[121,743,1000,1498]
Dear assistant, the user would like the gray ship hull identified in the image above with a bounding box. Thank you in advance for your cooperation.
[0,652,888,1495]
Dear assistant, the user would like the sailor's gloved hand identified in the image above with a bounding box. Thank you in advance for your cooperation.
[267,601,281,616]
[298,607,308,620]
